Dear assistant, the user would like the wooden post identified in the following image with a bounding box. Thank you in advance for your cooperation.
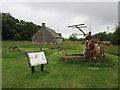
[41,64,44,71]
[40,48,44,71]
[31,66,35,73]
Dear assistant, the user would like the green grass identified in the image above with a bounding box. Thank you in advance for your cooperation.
[107,45,120,56]
[2,41,119,88]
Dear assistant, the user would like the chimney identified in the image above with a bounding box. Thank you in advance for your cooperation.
[42,23,45,28]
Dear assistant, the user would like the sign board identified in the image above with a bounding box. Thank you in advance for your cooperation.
[26,51,47,67]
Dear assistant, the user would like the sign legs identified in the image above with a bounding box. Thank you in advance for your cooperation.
[31,65,44,73]
[31,66,35,73]
[41,64,44,71]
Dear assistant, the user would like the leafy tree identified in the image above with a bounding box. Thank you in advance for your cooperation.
[79,38,84,41]
[106,33,114,42]
[2,13,19,40]
[92,32,107,41]
[14,33,22,41]
[91,26,120,45]
[2,12,40,41]
[113,26,120,45]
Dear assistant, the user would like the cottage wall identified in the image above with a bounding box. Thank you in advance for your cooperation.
[56,38,63,44]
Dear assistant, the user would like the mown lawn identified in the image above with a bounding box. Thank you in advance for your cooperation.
[2,41,119,88]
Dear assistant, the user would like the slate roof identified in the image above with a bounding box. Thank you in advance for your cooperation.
[45,27,62,38]
[32,24,62,39]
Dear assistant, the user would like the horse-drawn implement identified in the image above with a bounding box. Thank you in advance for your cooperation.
[59,24,110,62]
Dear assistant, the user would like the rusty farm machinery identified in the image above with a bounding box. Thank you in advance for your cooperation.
[59,24,108,62]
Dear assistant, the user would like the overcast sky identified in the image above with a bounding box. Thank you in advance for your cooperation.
[1,2,118,38]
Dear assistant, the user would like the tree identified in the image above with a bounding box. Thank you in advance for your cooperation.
[2,13,19,40]
[79,38,84,41]
[112,26,120,45]
[92,32,107,41]
[2,12,40,41]
[14,33,22,41]
[106,33,114,42]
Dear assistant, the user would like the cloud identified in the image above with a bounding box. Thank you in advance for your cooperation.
[1,2,118,38]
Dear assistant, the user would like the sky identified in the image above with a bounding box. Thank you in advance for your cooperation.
[1,1,118,38]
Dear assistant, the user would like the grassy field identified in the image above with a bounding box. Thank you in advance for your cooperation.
[107,45,120,56]
[2,41,119,88]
